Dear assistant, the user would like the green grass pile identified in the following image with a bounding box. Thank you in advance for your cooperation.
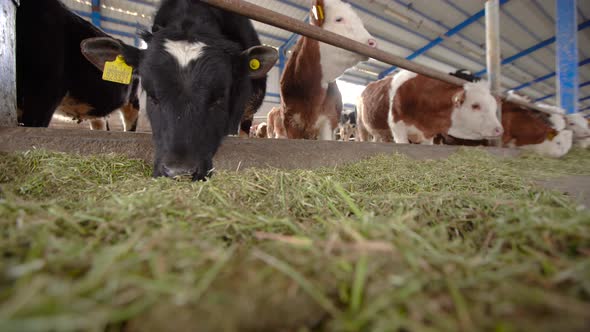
[0,148,589,332]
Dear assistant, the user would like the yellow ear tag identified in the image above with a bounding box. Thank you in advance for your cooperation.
[547,131,557,141]
[312,5,324,22]
[102,55,133,85]
[249,58,261,71]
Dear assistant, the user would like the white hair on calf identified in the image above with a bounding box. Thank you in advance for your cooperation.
[164,40,207,68]
[535,103,566,114]
[566,112,590,139]
[521,130,573,158]
[506,90,532,104]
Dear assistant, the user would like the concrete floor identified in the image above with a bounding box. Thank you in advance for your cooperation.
[1,127,587,207]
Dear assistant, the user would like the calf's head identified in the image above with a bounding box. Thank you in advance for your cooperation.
[566,113,590,139]
[312,0,377,82]
[81,34,276,181]
[447,81,504,140]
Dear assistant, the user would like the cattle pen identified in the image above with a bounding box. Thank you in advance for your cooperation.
[2,1,590,332]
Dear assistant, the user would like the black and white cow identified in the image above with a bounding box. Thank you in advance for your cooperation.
[16,0,139,130]
[81,0,277,180]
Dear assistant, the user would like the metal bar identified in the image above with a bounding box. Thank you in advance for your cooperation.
[486,0,502,146]
[0,0,18,127]
[91,0,101,27]
[557,0,579,114]
[380,0,508,78]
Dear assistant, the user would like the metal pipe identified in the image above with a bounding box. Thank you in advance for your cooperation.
[199,0,562,116]
[486,0,502,146]
[0,0,18,127]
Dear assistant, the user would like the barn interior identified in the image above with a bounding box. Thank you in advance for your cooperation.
[1,1,590,331]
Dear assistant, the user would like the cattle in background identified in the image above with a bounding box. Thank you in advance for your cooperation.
[564,112,590,148]
[253,122,268,138]
[436,101,573,158]
[358,70,503,144]
[267,106,287,138]
[337,108,357,141]
[357,77,394,142]
[16,0,139,131]
[278,0,377,140]
[81,0,277,180]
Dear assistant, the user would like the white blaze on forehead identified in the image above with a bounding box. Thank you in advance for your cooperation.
[565,112,590,138]
[164,40,207,67]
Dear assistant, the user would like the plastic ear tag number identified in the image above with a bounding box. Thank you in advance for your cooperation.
[547,131,557,141]
[249,58,261,71]
[102,55,133,85]
[312,5,324,22]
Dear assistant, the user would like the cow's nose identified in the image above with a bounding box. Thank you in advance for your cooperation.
[162,165,198,179]
[493,126,504,136]
[368,39,377,48]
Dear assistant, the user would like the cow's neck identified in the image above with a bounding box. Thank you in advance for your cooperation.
[318,42,357,87]
[281,37,326,98]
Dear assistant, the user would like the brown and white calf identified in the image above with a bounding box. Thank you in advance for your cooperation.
[436,101,573,158]
[277,0,376,140]
[357,70,503,144]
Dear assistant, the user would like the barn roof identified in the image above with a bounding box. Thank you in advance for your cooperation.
[61,0,590,111]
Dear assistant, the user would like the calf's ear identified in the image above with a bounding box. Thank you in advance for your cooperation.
[242,46,278,79]
[452,90,466,108]
[81,37,143,72]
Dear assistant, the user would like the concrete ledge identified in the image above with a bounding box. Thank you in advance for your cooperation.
[0,127,521,170]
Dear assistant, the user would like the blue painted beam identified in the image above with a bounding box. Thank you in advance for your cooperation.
[557,0,579,114]
[534,80,590,102]
[511,58,590,91]
[379,0,509,79]
[91,0,101,27]
[476,19,590,76]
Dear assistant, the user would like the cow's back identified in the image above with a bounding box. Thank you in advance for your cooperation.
[392,75,460,138]
[502,102,554,146]
[361,76,392,132]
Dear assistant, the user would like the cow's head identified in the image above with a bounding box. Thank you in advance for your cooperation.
[566,113,590,139]
[447,81,504,140]
[312,0,377,82]
[81,34,276,181]
[527,129,573,158]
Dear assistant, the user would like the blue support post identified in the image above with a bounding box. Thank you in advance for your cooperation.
[556,0,579,114]
[91,0,101,28]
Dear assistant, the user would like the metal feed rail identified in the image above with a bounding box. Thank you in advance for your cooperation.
[201,0,563,116]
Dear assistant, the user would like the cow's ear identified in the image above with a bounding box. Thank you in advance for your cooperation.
[81,37,142,72]
[242,46,278,79]
[453,90,466,108]
[311,0,325,26]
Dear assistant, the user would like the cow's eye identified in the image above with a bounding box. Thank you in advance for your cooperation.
[335,17,344,23]
[472,103,481,110]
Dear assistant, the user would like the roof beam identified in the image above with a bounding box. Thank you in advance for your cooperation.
[379,0,509,79]
[476,19,590,76]
[511,58,590,91]
[535,80,590,102]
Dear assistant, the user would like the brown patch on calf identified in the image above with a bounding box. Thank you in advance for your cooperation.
[392,75,462,140]
[267,107,287,139]
[357,76,394,142]
[89,118,107,131]
[119,103,139,132]
[280,35,335,139]
[56,95,95,121]
[501,102,556,146]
